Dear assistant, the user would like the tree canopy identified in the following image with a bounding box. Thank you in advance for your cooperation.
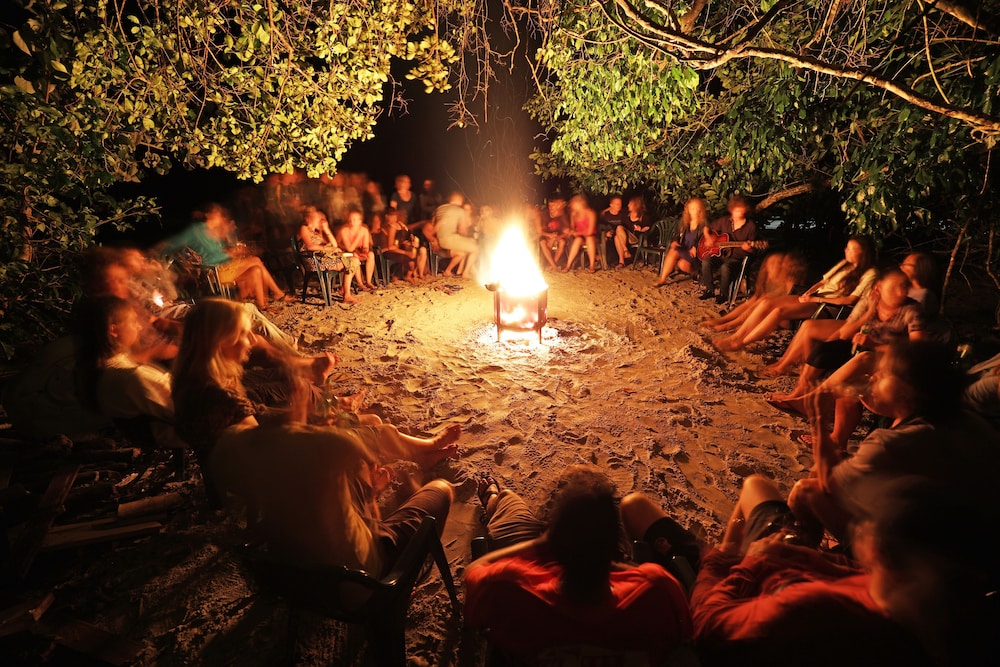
[0,0,470,352]
[519,0,998,239]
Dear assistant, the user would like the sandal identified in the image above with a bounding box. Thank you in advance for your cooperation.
[475,475,500,524]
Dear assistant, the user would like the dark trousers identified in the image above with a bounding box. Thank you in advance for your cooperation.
[701,255,743,297]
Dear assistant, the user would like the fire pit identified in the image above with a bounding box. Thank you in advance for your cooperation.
[486,225,549,344]
[493,287,548,343]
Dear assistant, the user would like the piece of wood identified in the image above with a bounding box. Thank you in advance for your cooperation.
[7,465,80,578]
[117,492,182,520]
[40,518,163,551]
[0,593,55,637]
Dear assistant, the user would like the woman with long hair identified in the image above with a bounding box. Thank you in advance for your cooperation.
[714,237,878,352]
[655,198,709,286]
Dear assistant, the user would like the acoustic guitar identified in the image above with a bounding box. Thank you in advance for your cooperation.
[697,232,768,260]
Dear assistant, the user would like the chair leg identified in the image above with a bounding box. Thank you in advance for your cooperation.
[429,533,461,615]
[300,270,310,303]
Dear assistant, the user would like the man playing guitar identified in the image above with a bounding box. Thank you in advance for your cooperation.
[699,195,759,304]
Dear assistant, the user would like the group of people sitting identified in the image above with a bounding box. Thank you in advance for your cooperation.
[463,335,1000,665]
[10,180,1000,665]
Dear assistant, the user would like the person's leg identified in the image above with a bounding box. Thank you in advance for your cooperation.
[614,227,630,264]
[378,479,454,572]
[485,489,546,550]
[368,423,461,469]
[620,492,702,569]
[584,236,597,271]
[553,238,566,264]
[699,255,715,294]
[342,267,360,304]
[737,299,816,348]
[718,258,737,302]
[563,236,582,270]
[764,318,840,376]
[416,247,429,278]
[656,247,680,284]
[540,238,557,270]
[830,396,863,454]
[236,265,268,308]
[443,251,464,277]
[463,247,479,277]
[365,253,376,287]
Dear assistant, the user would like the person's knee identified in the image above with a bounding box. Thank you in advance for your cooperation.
[619,492,665,538]
[424,478,454,503]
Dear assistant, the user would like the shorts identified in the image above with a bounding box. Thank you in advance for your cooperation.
[643,516,702,571]
[744,500,798,544]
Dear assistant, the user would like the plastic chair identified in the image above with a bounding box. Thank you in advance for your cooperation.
[239,515,460,666]
[172,248,237,299]
[289,237,342,306]
[631,218,674,273]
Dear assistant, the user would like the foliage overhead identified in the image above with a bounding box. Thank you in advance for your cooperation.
[0,0,470,353]
[517,0,999,240]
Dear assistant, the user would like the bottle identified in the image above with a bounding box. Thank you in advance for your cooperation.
[852,325,872,356]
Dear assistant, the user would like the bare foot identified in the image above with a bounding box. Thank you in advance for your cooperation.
[416,424,462,470]
[310,352,339,385]
[343,293,360,304]
[760,364,787,378]
[337,388,367,413]
[713,337,742,352]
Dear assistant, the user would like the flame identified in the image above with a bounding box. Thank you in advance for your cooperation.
[152,290,164,308]
[487,224,547,297]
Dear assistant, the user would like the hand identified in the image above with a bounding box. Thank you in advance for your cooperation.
[741,241,752,252]
[798,294,814,303]
[852,333,871,349]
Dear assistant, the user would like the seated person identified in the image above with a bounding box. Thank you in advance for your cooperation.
[210,412,455,575]
[689,474,933,666]
[159,203,294,310]
[655,197,709,286]
[715,236,877,351]
[764,254,935,377]
[336,208,377,291]
[562,194,599,273]
[699,195,760,305]
[702,251,807,333]
[767,270,926,421]
[598,195,626,265]
[298,206,362,303]
[465,466,692,664]
[371,208,419,284]
[539,195,569,271]
[74,295,185,451]
[172,299,461,498]
[788,340,999,546]
[613,196,650,268]
[434,192,479,278]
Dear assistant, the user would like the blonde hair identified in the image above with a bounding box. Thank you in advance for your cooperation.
[172,298,250,399]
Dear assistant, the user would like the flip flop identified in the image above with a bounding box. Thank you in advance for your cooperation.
[766,396,801,416]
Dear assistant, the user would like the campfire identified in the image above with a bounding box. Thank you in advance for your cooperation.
[485,225,548,343]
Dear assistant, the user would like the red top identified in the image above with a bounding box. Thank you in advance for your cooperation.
[464,547,692,663]
[690,548,928,666]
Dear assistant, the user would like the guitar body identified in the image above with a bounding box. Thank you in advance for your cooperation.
[697,232,769,260]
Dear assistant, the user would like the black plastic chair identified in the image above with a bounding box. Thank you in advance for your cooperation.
[240,515,460,666]
[631,218,675,273]
[289,237,342,306]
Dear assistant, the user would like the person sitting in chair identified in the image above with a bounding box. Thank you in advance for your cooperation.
[464,466,693,664]
[699,195,759,305]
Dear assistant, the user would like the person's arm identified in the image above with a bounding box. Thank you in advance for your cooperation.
[467,535,546,569]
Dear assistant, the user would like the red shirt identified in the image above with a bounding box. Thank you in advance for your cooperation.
[464,548,692,663]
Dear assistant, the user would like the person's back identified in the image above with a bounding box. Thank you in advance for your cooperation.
[465,547,691,662]
[211,422,381,572]
[464,466,692,664]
